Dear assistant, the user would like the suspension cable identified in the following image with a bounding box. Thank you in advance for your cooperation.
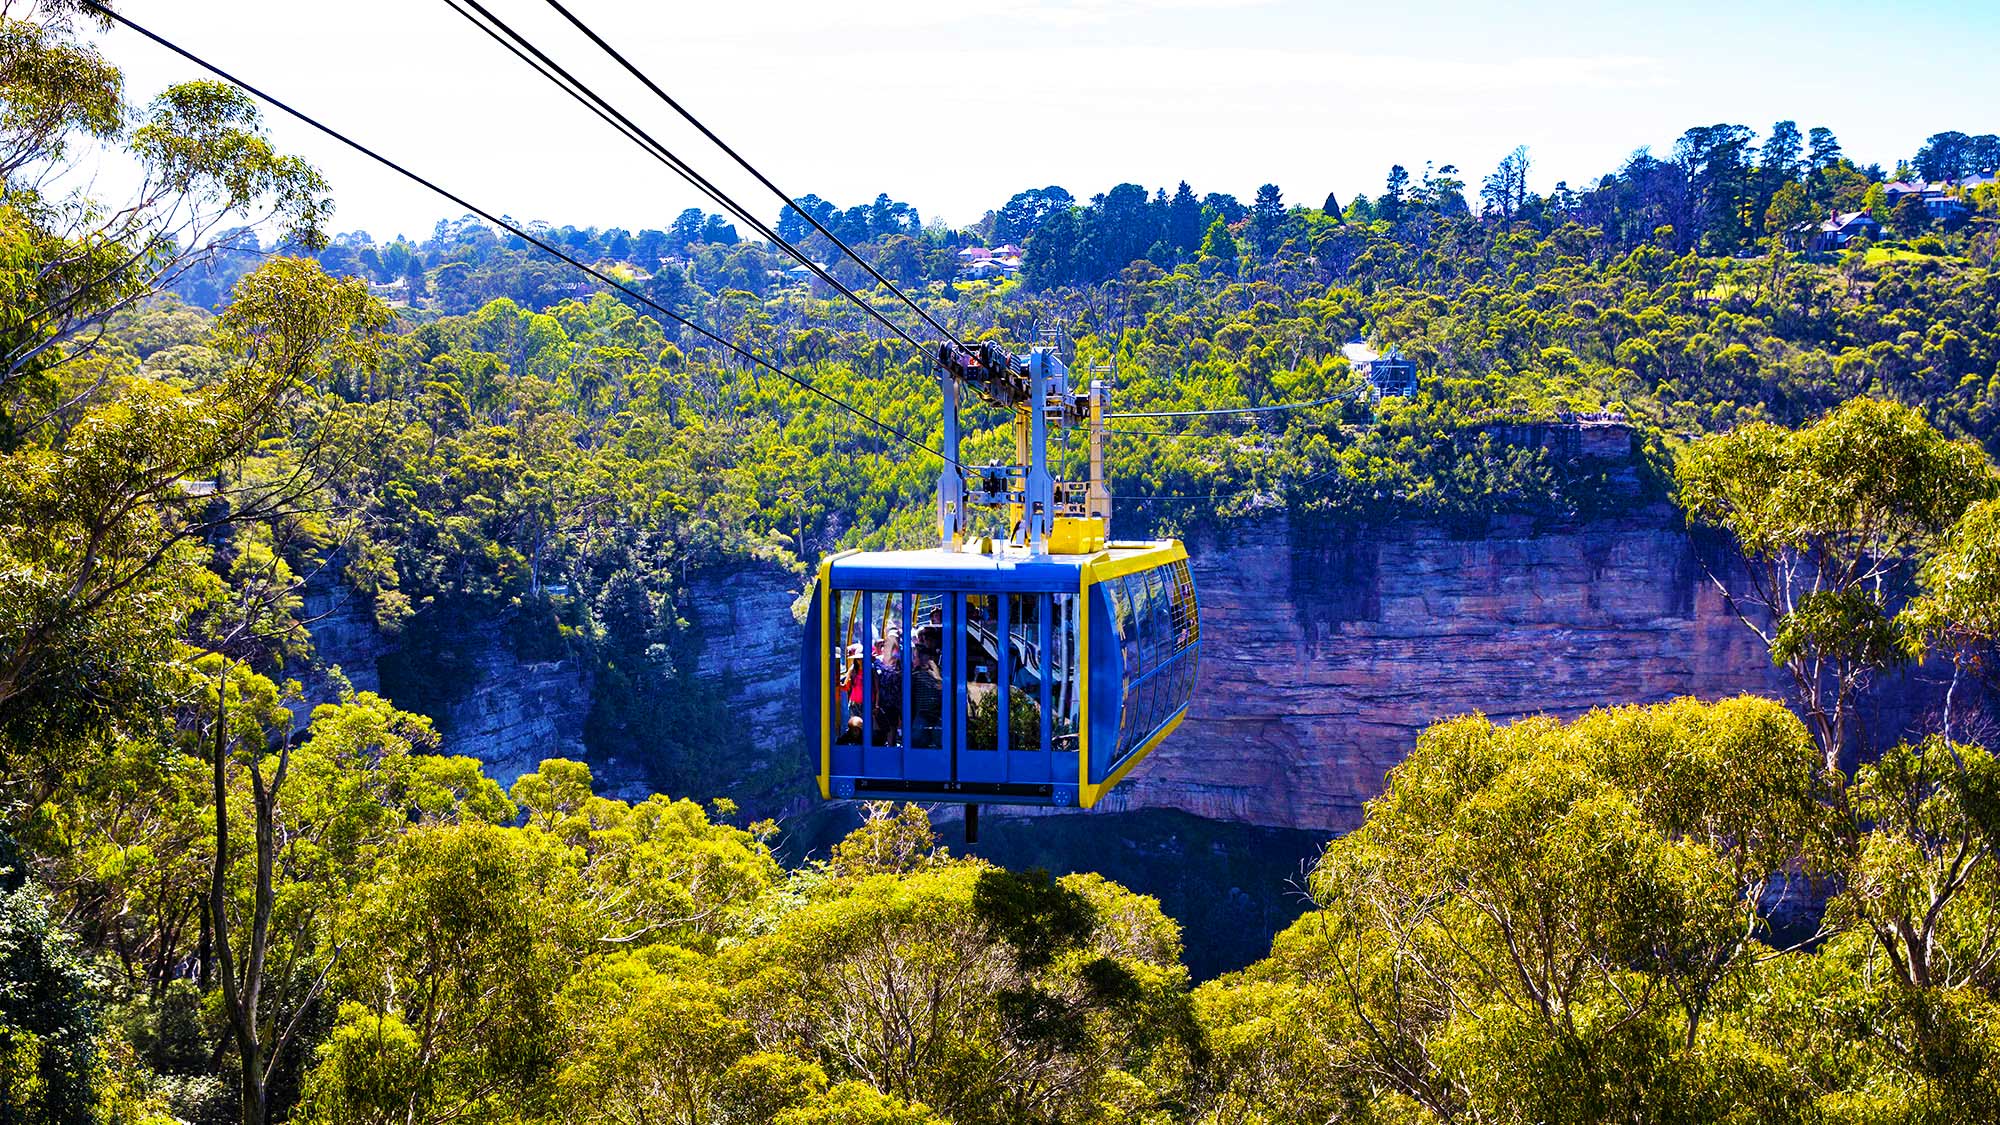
[82,3,955,466]
[1111,465,1345,503]
[92,4,1361,510]
[535,0,970,353]
[436,0,939,360]
[1107,390,1362,420]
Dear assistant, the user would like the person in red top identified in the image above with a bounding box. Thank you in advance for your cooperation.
[836,642,865,743]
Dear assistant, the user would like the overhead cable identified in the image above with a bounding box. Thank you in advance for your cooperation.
[1111,465,1345,503]
[535,0,970,352]
[84,3,954,466]
[1107,390,1362,420]
[436,0,941,359]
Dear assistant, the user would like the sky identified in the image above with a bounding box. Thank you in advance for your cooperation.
[85,0,2000,244]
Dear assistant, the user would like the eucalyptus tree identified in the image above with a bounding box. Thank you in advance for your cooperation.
[1675,398,1998,772]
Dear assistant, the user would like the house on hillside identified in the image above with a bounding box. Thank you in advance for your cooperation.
[1342,340,1418,397]
[957,244,1023,280]
[1805,210,1880,252]
[1884,180,1970,222]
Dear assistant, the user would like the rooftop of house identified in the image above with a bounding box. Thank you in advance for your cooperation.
[1884,178,1987,197]
[1342,341,1410,368]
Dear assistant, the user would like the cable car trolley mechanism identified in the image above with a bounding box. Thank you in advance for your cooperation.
[803,343,1200,835]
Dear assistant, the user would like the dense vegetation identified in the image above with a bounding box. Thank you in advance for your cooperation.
[164,135,2000,800]
[7,3,2000,1121]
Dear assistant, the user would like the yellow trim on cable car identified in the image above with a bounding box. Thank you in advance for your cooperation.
[1087,540,1188,582]
[1077,561,1092,803]
[815,550,859,801]
[1083,708,1185,808]
[1047,516,1105,556]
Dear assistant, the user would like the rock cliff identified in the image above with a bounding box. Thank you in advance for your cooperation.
[300,581,612,796]
[306,495,1970,835]
[1092,510,1792,830]
[677,563,815,816]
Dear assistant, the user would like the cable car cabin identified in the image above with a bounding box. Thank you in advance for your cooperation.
[803,541,1199,809]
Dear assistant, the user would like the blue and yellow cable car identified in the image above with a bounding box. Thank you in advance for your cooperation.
[802,343,1200,824]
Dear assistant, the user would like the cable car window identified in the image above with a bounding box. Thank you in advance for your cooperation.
[1120,574,1148,678]
[1141,674,1163,743]
[1107,572,1138,696]
[1148,569,1172,662]
[1168,560,1197,648]
[1107,574,1134,641]
[1125,678,1150,752]
[831,589,863,745]
[1141,568,1172,667]
[866,593,908,749]
[964,594,1000,751]
[909,593,945,750]
[1122,675,1151,754]
[1048,592,1080,752]
[1183,561,1200,645]
[1003,594,1046,752]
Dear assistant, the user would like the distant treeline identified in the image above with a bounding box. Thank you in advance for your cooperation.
[167,123,1996,313]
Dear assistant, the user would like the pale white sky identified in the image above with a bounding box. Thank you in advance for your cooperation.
[90,0,2000,242]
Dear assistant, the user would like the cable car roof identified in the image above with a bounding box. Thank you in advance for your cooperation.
[826,541,1184,593]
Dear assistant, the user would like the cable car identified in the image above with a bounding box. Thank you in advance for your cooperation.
[802,343,1199,827]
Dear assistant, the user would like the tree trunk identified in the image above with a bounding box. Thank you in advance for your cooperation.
[210,661,270,1125]
[1943,659,1961,743]
[238,1049,268,1125]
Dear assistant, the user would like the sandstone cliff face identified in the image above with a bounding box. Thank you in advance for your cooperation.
[302,565,804,808]
[1087,510,1795,830]
[305,503,1965,836]
[679,563,814,816]
[298,581,389,699]
[300,582,609,796]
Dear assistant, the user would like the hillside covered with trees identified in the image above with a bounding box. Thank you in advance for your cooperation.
[7,2,2000,1122]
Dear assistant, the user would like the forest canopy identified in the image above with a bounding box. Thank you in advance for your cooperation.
[5,3,2000,1123]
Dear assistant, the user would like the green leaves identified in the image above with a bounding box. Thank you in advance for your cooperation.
[0,255,384,816]
[1675,397,1999,767]
[1770,588,1918,671]
[1676,397,1995,565]
[1210,699,1847,1121]
[1908,497,2000,646]
[1203,696,2000,1121]
[0,13,121,181]
[130,81,331,251]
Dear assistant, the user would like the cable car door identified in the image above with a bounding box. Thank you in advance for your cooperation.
[904,592,950,784]
[956,593,1004,787]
